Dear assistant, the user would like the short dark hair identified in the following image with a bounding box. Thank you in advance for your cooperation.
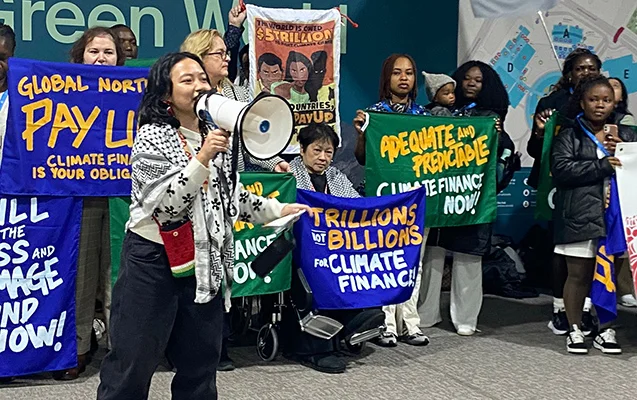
[378,54,418,102]
[452,60,510,120]
[298,122,339,151]
[110,24,132,33]
[553,48,602,92]
[69,27,126,66]
[0,23,16,53]
[566,75,614,119]
[609,77,632,117]
[138,52,211,130]
[257,52,282,70]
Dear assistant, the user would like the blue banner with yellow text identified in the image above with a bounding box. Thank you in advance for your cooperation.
[0,58,148,197]
[0,196,81,377]
[294,188,426,310]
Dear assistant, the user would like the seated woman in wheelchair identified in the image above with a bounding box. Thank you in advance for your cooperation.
[282,122,385,374]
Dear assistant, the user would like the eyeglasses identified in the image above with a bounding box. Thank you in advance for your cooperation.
[206,50,230,60]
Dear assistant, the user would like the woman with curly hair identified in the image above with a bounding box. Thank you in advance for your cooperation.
[420,60,515,336]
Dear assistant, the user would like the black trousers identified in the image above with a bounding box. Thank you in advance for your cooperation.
[97,232,223,400]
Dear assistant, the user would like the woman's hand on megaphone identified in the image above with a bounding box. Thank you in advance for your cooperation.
[196,128,230,165]
[353,110,366,136]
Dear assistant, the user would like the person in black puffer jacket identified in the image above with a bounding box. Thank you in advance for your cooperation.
[552,75,637,355]
[420,60,515,336]
[526,48,603,337]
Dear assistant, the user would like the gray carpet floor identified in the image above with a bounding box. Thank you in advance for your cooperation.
[2,294,637,400]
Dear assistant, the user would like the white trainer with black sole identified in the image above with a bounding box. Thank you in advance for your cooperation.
[593,328,622,354]
[566,325,588,354]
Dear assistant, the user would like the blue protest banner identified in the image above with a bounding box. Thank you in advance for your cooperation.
[294,188,427,310]
[0,58,148,197]
[0,196,81,377]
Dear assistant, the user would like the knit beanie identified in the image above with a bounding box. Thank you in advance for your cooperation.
[423,71,456,102]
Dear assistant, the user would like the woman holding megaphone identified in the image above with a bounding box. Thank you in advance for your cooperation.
[97,52,311,400]
[181,28,289,173]
[181,27,293,371]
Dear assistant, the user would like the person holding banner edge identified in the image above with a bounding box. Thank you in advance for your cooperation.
[551,75,637,354]
[52,27,125,381]
[526,49,603,336]
[420,60,516,336]
[97,52,311,399]
[285,122,386,373]
[353,54,431,347]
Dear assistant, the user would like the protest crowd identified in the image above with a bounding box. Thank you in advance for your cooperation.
[0,2,636,400]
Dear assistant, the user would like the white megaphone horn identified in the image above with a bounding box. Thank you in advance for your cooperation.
[194,91,294,160]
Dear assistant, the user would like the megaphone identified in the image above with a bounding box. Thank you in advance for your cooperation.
[194,91,294,160]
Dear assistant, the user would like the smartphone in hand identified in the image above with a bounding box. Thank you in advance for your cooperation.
[604,124,619,140]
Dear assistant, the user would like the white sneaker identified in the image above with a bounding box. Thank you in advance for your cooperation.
[593,328,622,354]
[566,325,588,354]
[376,332,397,347]
[93,318,106,341]
[620,294,637,307]
[456,325,475,336]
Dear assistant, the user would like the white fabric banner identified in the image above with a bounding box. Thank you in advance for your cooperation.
[246,5,341,154]
[470,0,559,18]
[616,142,637,297]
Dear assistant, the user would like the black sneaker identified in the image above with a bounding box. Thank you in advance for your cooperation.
[593,328,622,354]
[581,310,598,337]
[217,355,235,371]
[301,354,346,374]
[547,310,568,335]
[566,326,588,354]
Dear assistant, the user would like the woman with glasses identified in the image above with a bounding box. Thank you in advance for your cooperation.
[180,29,288,173]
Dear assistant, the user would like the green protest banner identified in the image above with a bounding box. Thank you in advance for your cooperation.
[108,172,296,297]
[231,172,296,297]
[534,113,559,221]
[109,197,131,284]
[364,112,498,228]
[124,58,157,68]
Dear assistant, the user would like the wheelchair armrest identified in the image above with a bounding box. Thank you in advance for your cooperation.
[295,268,314,314]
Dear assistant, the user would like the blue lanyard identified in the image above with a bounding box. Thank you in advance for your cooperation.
[452,102,476,116]
[381,100,418,115]
[0,91,8,111]
[576,114,610,157]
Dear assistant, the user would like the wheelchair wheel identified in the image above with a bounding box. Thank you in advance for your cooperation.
[256,324,279,362]
[345,341,366,354]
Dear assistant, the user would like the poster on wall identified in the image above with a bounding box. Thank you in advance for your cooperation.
[246,5,341,153]
[458,0,637,166]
